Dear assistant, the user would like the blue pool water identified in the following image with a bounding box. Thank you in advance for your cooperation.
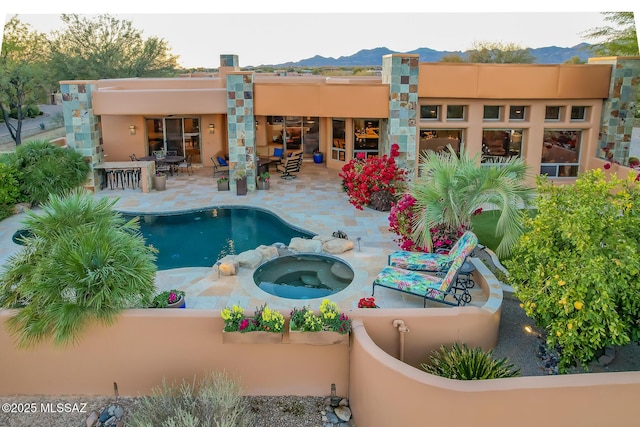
[123,208,314,270]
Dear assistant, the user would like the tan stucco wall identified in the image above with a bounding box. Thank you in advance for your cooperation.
[418,62,611,99]
[0,309,350,397]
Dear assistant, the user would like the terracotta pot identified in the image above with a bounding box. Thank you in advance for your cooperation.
[288,328,349,345]
[222,330,283,344]
[153,174,167,191]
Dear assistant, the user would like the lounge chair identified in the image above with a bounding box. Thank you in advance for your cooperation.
[387,231,478,273]
[372,232,477,307]
[211,155,230,176]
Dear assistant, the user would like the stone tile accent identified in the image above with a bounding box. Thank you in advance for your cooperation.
[226,72,256,192]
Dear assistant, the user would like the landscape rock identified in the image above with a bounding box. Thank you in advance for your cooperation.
[236,249,264,268]
[322,238,354,254]
[86,410,99,427]
[214,256,239,276]
[12,203,32,214]
[334,405,352,422]
[289,237,322,253]
[255,244,279,261]
[312,234,335,244]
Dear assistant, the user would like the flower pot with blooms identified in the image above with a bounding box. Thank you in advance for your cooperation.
[289,299,351,345]
[257,172,270,190]
[217,175,229,191]
[339,143,405,211]
[152,289,186,308]
[358,297,379,308]
[221,303,284,343]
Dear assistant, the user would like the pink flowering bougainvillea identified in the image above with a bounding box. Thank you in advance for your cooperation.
[339,144,405,210]
[388,193,475,253]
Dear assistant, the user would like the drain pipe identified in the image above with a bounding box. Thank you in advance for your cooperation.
[392,319,410,362]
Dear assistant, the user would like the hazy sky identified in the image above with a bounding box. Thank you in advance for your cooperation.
[3,2,639,68]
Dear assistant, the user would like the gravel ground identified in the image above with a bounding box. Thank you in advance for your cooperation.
[0,395,329,427]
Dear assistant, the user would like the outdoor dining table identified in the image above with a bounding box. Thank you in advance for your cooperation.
[94,161,154,193]
[139,155,185,176]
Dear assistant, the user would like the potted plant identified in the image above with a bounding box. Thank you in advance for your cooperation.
[154,171,167,191]
[217,175,229,191]
[257,172,270,190]
[152,289,186,308]
[233,168,247,196]
[288,299,351,345]
[221,303,284,343]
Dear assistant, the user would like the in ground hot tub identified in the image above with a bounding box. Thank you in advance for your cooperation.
[253,254,355,299]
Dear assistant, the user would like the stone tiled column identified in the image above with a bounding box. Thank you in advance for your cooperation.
[381,54,419,176]
[226,72,256,192]
[60,81,103,192]
[590,57,640,165]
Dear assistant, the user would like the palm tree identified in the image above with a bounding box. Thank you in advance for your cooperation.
[410,147,534,257]
[0,189,157,347]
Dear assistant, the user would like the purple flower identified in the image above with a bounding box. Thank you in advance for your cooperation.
[239,319,250,331]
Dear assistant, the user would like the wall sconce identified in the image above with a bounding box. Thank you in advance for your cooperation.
[208,124,215,134]
[129,125,136,135]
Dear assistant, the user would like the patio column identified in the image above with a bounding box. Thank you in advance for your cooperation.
[60,80,103,192]
[589,56,640,165]
[225,71,256,192]
[381,54,420,178]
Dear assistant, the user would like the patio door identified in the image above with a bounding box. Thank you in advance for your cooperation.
[145,117,201,163]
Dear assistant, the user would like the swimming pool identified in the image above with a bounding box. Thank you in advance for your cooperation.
[123,207,314,270]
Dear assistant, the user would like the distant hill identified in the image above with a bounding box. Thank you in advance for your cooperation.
[268,43,594,67]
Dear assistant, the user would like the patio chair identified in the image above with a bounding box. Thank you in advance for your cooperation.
[387,231,478,273]
[211,155,230,176]
[269,147,284,165]
[276,152,303,179]
[177,154,193,175]
[372,232,477,307]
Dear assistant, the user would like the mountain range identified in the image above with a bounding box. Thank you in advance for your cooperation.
[269,43,593,67]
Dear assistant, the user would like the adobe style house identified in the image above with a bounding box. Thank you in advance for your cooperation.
[59,54,639,191]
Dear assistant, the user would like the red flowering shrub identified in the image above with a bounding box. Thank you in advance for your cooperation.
[358,297,379,308]
[339,144,405,210]
[388,193,474,252]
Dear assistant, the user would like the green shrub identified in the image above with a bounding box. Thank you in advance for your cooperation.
[506,169,640,372]
[9,140,90,205]
[0,189,157,347]
[421,343,521,380]
[129,371,253,427]
[0,161,20,220]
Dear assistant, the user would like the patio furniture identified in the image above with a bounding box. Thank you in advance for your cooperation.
[177,154,193,175]
[276,152,303,179]
[211,155,230,176]
[372,232,477,306]
[387,231,478,273]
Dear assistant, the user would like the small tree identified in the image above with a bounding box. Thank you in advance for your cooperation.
[409,147,534,257]
[0,189,157,347]
[465,41,536,64]
[506,169,640,371]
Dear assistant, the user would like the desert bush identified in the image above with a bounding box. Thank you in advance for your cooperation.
[129,371,253,427]
[421,343,521,379]
[0,161,20,220]
[0,189,157,347]
[506,169,640,372]
[8,140,90,205]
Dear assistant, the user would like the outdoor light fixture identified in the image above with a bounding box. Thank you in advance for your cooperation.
[129,125,136,135]
[208,124,215,134]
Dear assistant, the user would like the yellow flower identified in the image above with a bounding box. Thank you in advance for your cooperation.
[567,322,573,330]
[558,280,566,286]
[556,331,562,337]
[574,301,584,310]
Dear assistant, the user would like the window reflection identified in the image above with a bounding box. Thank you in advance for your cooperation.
[540,130,581,177]
[419,129,463,155]
[481,129,523,165]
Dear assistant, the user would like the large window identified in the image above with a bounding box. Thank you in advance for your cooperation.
[419,129,463,156]
[540,130,581,177]
[481,129,523,166]
[331,119,346,162]
[266,116,318,157]
[353,119,380,159]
